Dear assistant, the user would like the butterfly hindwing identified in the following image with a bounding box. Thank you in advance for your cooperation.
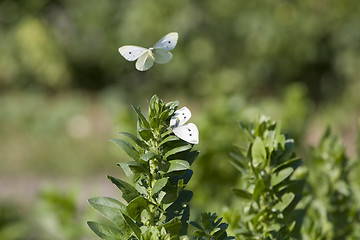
[170,107,191,127]
[118,46,148,61]
[153,32,179,51]
[173,123,199,144]
[153,48,173,64]
[136,52,154,71]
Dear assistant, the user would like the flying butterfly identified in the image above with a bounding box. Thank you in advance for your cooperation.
[118,32,178,71]
[170,107,199,144]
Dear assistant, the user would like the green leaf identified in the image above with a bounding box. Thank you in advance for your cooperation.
[271,167,294,186]
[87,221,128,240]
[161,129,173,138]
[164,144,192,160]
[159,110,170,122]
[127,161,148,181]
[141,151,156,162]
[126,197,148,221]
[117,162,133,179]
[122,214,141,239]
[278,139,294,162]
[151,178,168,197]
[110,139,140,161]
[232,188,253,201]
[253,179,266,200]
[88,197,132,237]
[165,190,193,217]
[108,176,140,203]
[118,132,149,149]
[159,135,179,147]
[132,105,150,128]
[161,218,182,236]
[251,137,266,167]
[165,101,179,109]
[273,192,295,211]
[167,160,190,172]
[138,128,154,141]
[150,117,160,129]
[149,95,159,112]
[273,157,301,173]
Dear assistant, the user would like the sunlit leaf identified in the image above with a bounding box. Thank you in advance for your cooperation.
[141,151,156,162]
[87,221,128,240]
[107,176,140,203]
[151,178,168,197]
[126,197,148,221]
[252,137,266,167]
[118,132,149,149]
[164,145,192,160]
[167,160,190,172]
[159,135,179,147]
[122,214,141,239]
[110,139,139,161]
[273,192,295,211]
[117,162,133,179]
[88,197,132,237]
[132,105,150,128]
[271,167,294,186]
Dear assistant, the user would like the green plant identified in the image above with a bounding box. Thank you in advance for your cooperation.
[87,95,233,239]
[301,128,360,239]
[190,212,234,240]
[229,116,307,239]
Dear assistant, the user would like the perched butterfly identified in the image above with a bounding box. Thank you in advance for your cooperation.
[118,32,179,71]
[170,107,199,144]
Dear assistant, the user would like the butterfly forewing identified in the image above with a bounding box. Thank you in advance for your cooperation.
[173,123,199,144]
[118,46,148,61]
[170,107,191,127]
[153,32,179,51]
[135,52,154,71]
[153,49,173,64]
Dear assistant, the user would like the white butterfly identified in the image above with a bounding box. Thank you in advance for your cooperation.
[118,32,179,71]
[170,107,199,144]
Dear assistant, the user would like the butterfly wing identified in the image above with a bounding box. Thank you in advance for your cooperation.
[118,46,148,61]
[152,48,173,64]
[173,123,199,144]
[170,107,191,127]
[135,51,154,71]
[153,32,179,51]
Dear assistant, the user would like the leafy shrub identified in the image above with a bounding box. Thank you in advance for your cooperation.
[302,128,360,239]
[229,116,306,239]
[87,95,233,239]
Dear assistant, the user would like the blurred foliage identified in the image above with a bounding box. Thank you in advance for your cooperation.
[1,0,360,102]
[0,186,93,240]
[302,128,360,239]
[0,90,134,176]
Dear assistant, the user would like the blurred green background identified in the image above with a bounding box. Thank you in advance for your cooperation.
[1,0,360,239]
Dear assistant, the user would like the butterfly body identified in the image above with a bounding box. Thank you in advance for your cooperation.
[118,32,178,71]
